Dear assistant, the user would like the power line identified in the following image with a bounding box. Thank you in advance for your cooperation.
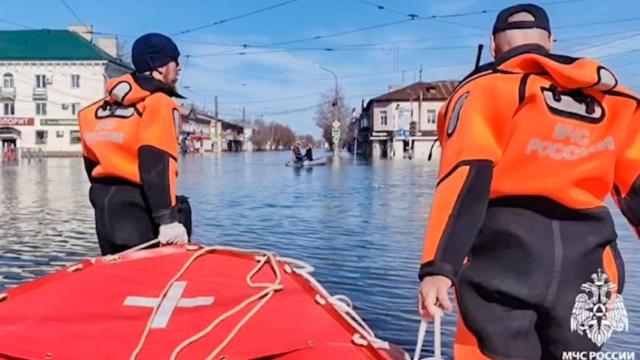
[555,16,640,29]
[183,27,638,57]
[264,18,416,48]
[599,48,640,61]
[572,33,640,54]
[183,0,601,58]
[352,0,484,31]
[92,18,640,59]
[257,93,375,116]
[194,17,419,57]
[220,92,323,105]
[59,0,87,27]
[0,17,34,29]
[173,0,301,36]
[353,0,588,22]
[187,44,475,57]
[557,29,640,43]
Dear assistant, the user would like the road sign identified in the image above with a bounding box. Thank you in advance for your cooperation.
[395,129,408,138]
[332,128,341,137]
[332,121,340,128]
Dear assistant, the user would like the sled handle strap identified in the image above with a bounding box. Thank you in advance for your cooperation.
[413,319,428,360]
[434,310,442,359]
[413,310,443,360]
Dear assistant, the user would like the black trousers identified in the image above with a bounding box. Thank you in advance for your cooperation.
[457,201,625,360]
[89,180,192,255]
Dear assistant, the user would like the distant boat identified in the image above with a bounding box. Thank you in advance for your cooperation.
[285,157,328,167]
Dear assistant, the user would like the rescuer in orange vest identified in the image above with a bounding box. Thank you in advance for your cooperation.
[418,4,637,359]
[79,33,191,255]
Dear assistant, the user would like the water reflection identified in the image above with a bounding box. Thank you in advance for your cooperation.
[0,153,638,355]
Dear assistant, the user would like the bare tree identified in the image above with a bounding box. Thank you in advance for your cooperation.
[298,134,315,147]
[314,86,351,149]
[250,120,296,151]
[117,39,131,65]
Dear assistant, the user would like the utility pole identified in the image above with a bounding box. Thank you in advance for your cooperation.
[214,96,218,119]
[242,106,246,122]
[332,76,339,159]
[418,90,423,134]
[319,65,340,160]
[419,65,423,82]
[214,95,222,154]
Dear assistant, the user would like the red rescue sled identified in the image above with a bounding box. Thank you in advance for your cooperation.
[0,244,408,360]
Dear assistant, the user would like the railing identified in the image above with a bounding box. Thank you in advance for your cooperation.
[0,87,16,100]
[32,87,47,100]
[18,147,45,159]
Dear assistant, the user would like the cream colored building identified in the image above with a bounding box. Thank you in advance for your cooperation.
[0,26,130,156]
[356,81,458,159]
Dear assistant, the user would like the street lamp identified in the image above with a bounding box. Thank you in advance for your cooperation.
[317,65,340,160]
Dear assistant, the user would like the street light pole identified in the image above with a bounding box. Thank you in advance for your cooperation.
[319,66,340,160]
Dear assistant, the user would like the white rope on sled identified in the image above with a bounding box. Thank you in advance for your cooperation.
[413,309,444,360]
[171,250,284,360]
[285,259,390,349]
[123,244,391,359]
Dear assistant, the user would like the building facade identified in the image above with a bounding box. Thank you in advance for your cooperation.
[178,106,249,154]
[179,106,215,154]
[0,27,130,156]
[355,81,457,159]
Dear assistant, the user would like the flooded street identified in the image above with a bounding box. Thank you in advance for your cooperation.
[1,152,639,355]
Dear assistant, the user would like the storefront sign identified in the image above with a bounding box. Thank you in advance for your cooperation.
[0,117,34,126]
[41,119,78,126]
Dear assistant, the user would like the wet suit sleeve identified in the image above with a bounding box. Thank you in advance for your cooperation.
[83,155,98,181]
[138,95,179,225]
[419,78,514,284]
[612,105,640,237]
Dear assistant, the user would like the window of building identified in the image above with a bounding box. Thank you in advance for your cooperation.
[3,102,15,115]
[3,73,13,88]
[380,110,388,126]
[70,130,81,144]
[36,130,48,145]
[71,102,81,115]
[36,102,47,116]
[427,110,437,124]
[71,74,80,88]
[35,74,47,89]
[56,130,64,138]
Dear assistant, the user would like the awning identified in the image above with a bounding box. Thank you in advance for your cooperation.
[0,127,21,139]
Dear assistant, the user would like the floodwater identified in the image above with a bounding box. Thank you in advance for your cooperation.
[0,151,638,357]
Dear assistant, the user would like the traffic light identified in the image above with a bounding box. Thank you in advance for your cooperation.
[409,121,417,136]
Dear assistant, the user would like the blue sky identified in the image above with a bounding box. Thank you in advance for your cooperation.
[2,0,640,136]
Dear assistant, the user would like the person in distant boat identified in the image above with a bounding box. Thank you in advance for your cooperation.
[303,143,314,161]
[418,4,638,359]
[292,142,304,162]
[78,33,191,255]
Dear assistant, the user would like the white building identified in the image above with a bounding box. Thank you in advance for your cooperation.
[179,106,217,154]
[0,26,130,156]
[356,81,458,159]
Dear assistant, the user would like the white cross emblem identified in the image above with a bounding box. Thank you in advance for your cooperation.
[123,281,215,329]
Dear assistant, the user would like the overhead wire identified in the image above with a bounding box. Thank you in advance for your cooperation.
[173,0,301,36]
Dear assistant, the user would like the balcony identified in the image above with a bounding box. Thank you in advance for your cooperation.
[32,87,47,100]
[0,87,15,100]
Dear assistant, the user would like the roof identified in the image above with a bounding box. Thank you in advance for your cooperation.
[179,105,243,131]
[369,81,459,103]
[0,30,129,68]
[180,106,216,124]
